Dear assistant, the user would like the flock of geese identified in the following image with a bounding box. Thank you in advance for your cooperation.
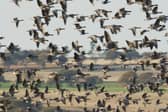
[0,0,168,112]
[1,0,168,57]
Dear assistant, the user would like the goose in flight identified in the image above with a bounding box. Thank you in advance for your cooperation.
[7,42,20,54]
[152,5,162,14]
[142,36,161,49]
[140,29,150,35]
[126,40,142,49]
[72,41,83,53]
[13,17,24,28]
[30,36,48,48]
[129,26,141,36]
[104,31,118,50]
[74,23,86,29]
[54,28,65,35]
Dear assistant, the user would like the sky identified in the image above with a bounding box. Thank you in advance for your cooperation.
[0,0,168,54]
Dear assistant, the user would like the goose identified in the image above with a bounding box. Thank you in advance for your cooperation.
[104,31,118,50]
[7,42,20,54]
[13,17,24,28]
[55,28,65,35]
[30,36,48,48]
[129,26,141,36]
[72,41,83,52]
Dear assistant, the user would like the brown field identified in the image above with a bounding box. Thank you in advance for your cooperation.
[0,65,168,112]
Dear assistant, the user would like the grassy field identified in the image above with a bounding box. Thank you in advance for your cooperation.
[0,81,127,92]
[1,69,168,112]
[1,81,168,93]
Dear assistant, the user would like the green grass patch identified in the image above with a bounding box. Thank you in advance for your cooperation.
[0,81,127,92]
[1,81,168,93]
[0,82,14,88]
[97,82,127,92]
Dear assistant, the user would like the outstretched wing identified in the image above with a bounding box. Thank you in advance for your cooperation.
[104,31,111,43]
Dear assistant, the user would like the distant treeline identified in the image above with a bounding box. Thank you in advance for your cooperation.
[0,49,166,66]
[0,50,50,66]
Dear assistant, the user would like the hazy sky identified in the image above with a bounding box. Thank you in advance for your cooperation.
[0,0,168,53]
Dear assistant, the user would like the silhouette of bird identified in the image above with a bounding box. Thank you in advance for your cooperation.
[140,29,149,35]
[13,17,24,28]
[7,42,20,54]
[72,41,83,52]
[104,31,118,50]
[55,28,65,35]
[129,27,141,36]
